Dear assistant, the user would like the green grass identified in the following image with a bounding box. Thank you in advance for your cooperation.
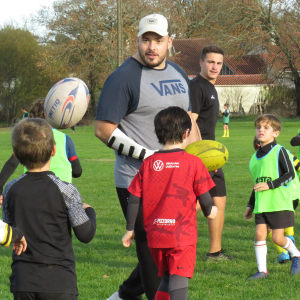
[1,120,300,299]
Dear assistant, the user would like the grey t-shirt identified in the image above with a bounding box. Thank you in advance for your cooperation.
[96,57,191,188]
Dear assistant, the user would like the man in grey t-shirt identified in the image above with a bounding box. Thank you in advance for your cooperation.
[95,14,199,300]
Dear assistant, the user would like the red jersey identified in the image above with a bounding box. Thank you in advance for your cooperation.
[128,149,215,248]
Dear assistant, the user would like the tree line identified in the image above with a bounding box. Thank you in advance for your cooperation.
[0,0,299,125]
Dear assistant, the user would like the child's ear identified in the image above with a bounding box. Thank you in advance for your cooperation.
[51,145,56,157]
[183,129,190,140]
[274,131,280,138]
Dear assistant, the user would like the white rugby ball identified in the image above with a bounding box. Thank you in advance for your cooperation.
[44,77,90,129]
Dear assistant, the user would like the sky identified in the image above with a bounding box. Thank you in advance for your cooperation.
[0,0,55,28]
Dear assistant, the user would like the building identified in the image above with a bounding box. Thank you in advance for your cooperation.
[169,39,291,113]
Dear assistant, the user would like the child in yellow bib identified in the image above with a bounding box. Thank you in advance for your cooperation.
[244,114,300,280]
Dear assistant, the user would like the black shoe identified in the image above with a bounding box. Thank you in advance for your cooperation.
[206,249,233,261]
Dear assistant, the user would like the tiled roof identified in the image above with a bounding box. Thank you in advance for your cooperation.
[170,38,210,75]
[189,74,270,85]
[171,38,299,86]
[215,75,270,85]
[259,33,300,72]
[259,50,300,72]
[224,55,266,75]
[171,39,267,77]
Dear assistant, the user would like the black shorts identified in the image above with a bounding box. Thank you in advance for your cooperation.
[255,211,295,229]
[208,168,226,198]
[223,123,228,125]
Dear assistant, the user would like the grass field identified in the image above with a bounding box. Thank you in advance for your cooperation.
[1,117,300,299]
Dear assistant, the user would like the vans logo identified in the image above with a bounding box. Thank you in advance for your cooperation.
[151,80,186,96]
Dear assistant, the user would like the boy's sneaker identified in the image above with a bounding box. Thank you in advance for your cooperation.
[291,256,300,275]
[206,249,233,261]
[275,252,290,264]
[247,271,268,280]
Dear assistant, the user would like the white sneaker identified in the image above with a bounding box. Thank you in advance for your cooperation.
[106,291,122,300]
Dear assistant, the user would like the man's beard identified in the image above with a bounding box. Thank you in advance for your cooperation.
[138,48,166,68]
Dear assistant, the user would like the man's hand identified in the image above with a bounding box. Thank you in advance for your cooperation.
[244,207,253,219]
[254,182,269,192]
[207,206,218,219]
[122,230,134,247]
[13,236,27,255]
[0,195,2,208]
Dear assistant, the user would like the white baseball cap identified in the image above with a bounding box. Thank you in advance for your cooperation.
[137,14,169,37]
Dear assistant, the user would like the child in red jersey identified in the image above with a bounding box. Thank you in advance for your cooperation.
[122,106,217,300]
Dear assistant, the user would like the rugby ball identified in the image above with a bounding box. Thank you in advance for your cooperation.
[185,140,229,172]
[44,77,90,129]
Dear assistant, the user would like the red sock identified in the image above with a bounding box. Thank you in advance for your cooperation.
[155,291,170,300]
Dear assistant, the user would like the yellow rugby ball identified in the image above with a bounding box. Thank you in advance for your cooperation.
[185,140,229,172]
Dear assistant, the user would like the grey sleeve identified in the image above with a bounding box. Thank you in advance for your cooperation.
[61,185,90,227]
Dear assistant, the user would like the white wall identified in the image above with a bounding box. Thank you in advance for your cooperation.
[215,85,266,114]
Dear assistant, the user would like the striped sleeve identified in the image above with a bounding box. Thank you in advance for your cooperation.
[0,219,12,248]
[267,147,295,189]
[293,154,300,173]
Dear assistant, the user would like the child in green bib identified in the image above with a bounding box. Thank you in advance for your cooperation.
[222,103,230,137]
[244,114,300,280]
[253,137,299,264]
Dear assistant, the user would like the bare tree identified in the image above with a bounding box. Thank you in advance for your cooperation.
[34,0,159,111]
[196,0,300,115]
[221,87,249,114]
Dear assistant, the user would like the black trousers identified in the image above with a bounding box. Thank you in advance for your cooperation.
[116,188,160,300]
[13,292,77,300]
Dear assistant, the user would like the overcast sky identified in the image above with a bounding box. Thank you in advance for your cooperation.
[0,0,55,28]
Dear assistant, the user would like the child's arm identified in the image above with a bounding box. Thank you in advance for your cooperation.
[292,154,300,173]
[72,204,96,243]
[244,207,253,219]
[13,236,27,255]
[65,136,82,178]
[266,147,295,190]
[197,192,217,219]
[0,219,27,254]
[122,194,141,247]
[0,154,19,196]
[244,190,254,219]
[254,182,269,192]
[64,185,96,244]
[223,110,229,117]
[290,134,300,146]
